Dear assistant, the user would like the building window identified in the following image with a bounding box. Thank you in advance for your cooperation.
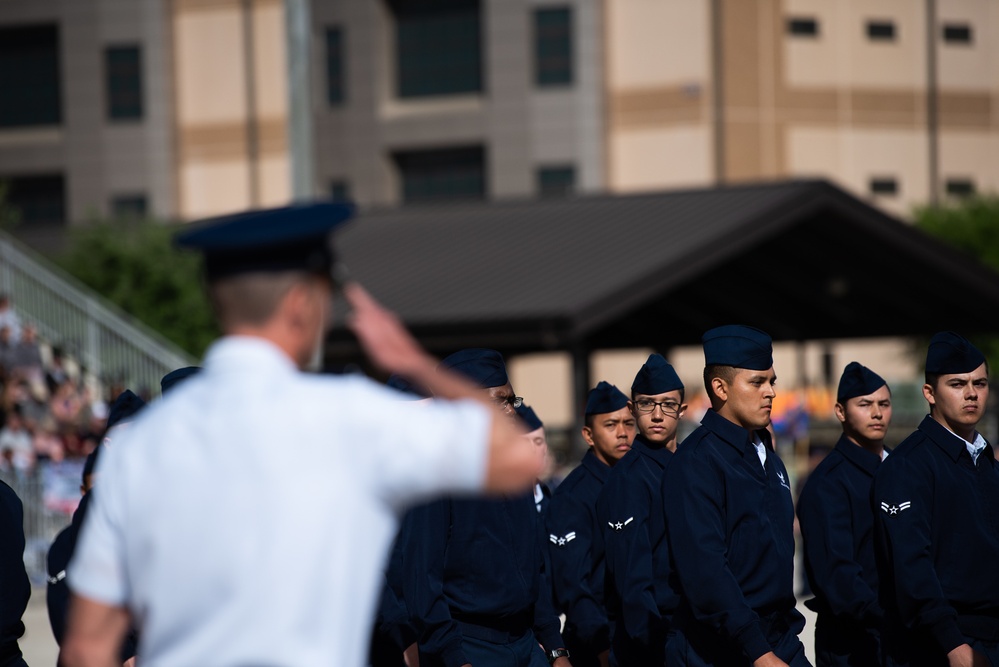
[394,146,485,203]
[111,194,148,219]
[326,27,345,106]
[0,24,61,128]
[942,23,972,45]
[534,7,573,87]
[3,174,66,225]
[786,17,819,37]
[106,46,143,120]
[391,0,482,99]
[945,178,975,198]
[537,166,576,197]
[866,21,896,41]
[869,177,898,196]
[330,180,350,202]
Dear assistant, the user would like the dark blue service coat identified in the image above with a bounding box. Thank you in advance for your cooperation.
[595,435,678,666]
[663,409,804,664]
[545,450,612,665]
[0,480,28,667]
[872,416,999,665]
[797,435,885,665]
[401,492,564,667]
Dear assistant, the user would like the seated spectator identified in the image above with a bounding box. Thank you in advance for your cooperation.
[45,349,70,396]
[8,325,43,383]
[0,411,34,476]
[0,326,14,376]
[0,294,22,343]
[50,380,83,428]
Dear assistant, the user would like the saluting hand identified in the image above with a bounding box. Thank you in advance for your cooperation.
[344,283,435,377]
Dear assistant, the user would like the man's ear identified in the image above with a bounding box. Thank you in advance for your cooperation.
[580,426,595,447]
[922,383,936,407]
[833,402,846,424]
[710,376,728,402]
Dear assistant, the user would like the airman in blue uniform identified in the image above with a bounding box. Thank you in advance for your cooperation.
[546,381,636,667]
[797,362,892,666]
[401,349,571,667]
[663,325,809,667]
[596,355,687,666]
[872,332,999,667]
[0,478,29,667]
[516,404,552,516]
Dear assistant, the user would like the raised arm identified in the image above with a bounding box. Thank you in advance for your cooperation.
[344,283,539,493]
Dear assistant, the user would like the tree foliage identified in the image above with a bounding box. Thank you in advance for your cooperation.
[58,219,218,358]
[915,195,999,370]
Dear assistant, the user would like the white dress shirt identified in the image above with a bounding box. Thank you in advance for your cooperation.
[70,337,490,667]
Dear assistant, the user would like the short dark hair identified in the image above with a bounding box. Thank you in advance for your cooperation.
[631,388,685,403]
[703,364,737,398]
[925,360,990,388]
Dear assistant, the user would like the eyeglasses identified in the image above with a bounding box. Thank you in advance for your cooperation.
[493,395,524,409]
[633,399,681,417]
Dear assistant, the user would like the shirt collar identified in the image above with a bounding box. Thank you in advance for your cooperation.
[919,415,985,463]
[203,336,299,375]
[833,434,884,476]
[631,434,672,468]
[938,421,989,463]
[580,448,611,483]
[701,409,771,457]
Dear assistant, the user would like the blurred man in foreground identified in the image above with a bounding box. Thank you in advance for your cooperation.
[61,204,543,667]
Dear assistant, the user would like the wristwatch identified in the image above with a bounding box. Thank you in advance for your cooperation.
[547,648,570,664]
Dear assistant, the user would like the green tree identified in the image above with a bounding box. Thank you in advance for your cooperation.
[915,195,999,370]
[59,218,218,357]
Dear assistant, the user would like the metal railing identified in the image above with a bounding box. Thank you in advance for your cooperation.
[0,231,196,393]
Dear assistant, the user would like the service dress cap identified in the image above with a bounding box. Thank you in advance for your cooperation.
[107,390,147,431]
[585,381,630,416]
[161,366,202,395]
[386,374,431,400]
[174,202,354,280]
[926,331,987,375]
[516,404,543,431]
[837,362,888,403]
[702,325,773,370]
[631,354,684,395]
[439,348,509,389]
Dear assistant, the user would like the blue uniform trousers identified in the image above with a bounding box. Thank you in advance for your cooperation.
[884,635,999,667]
[419,627,548,667]
[665,611,809,667]
[813,615,880,667]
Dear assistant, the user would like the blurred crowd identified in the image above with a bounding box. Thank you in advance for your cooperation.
[0,295,108,487]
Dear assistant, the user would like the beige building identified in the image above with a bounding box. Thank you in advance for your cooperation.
[1,0,994,222]
[0,0,992,438]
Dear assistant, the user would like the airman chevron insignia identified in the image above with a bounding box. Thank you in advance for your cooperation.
[880,501,911,515]
[549,532,577,547]
[608,517,634,531]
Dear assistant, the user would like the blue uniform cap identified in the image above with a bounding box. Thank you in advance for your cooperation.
[516,404,543,431]
[837,362,888,403]
[926,331,986,375]
[106,389,146,432]
[631,354,683,395]
[585,381,630,416]
[439,348,509,389]
[161,366,202,395]
[174,202,354,280]
[386,374,431,400]
[702,325,773,370]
